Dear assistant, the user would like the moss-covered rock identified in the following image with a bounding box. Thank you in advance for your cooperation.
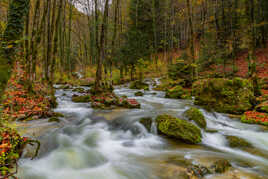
[156,115,202,144]
[72,87,85,93]
[129,81,149,90]
[241,111,268,126]
[226,136,252,148]
[210,159,231,173]
[185,108,207,129]
[58,85,71,89]
[52,112,64,118]
[193,78,254,114]
[118,98,141,109]
[165,86,191,99]
[139,117,152,131]
[135,91,144,96]
[71,95,91,103]
[48,117,60,123]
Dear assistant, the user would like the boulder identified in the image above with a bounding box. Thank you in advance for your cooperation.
[139,117,153,131]
[165,86,191,99]
[193,78,254,114]
[71,95,91,103]
[135,91,144,96]
[72,87,85,93]
[48,117,60,123]
[118,98,141,109]
[241,111,268,126]
[185,108,207,129]
[129,81,149,90]
[156,115,202,144]
[225,136,252,148]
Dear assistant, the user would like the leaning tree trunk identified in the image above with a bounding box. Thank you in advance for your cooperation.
[0,0,30,97]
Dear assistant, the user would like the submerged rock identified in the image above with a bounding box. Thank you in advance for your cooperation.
[129,81,149,90]
[210,159,231,173]
[135,91,144,96]
[71,95,91,103]
[139,117,153,131]
[186,164,211,178]
[185,107,207,129]
[193,78,254,114]
[226,136,252,148]
[156,114,202,144]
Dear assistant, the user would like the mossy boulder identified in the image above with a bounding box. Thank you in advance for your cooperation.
[193,78,254,114]
[58,85,71,89]
[226,136,252,148]
[139,117,153,131]
[135,91,144,96]
[71,95,91,103]
[185,108,207,129]
[165,86,191,99]
[48,117,60,123]
[72,87,85,93]
[118,98,141,108]
[241,111,268,126]
[156,115,202,144]
[52,112,64,118]
[129,81,149,90]
[210,159,231,173]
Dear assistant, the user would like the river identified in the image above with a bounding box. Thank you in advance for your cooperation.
[18,81,268,179]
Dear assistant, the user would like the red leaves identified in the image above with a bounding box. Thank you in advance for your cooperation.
[243,111,268,125]
[2,63,51,121]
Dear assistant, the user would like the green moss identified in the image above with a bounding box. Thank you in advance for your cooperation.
[72,88,85,93]
[129,81,149,90]
[135,91,144,96]
[139,117,152,131]
[226,136,252,148]
[165,86,191,99]
[48,117,60,123]
[185,108,207,129]
[193,78,254,114]
[156,114,202,144]
[53,112,64,118]
[71,95,91,103]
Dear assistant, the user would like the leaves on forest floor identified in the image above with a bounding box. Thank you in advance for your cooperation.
[1,63,53,121]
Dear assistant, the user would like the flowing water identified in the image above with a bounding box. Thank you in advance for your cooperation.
[18,81,268,179]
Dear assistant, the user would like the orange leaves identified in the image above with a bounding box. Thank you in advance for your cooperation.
[242,111,268,126]
[2,62,51,121]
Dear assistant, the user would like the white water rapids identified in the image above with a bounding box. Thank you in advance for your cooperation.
[18,82,268,179]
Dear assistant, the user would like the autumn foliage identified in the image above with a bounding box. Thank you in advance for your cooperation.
[1,63,54,121]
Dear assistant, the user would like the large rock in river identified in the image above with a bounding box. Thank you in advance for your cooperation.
[156,115,202,144]
[193,78,254,114]
[185,107,207,129]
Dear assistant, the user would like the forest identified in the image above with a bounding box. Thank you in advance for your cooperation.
[0,0,268,178]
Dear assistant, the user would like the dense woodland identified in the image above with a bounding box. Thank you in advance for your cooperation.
[0,0,268,178]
